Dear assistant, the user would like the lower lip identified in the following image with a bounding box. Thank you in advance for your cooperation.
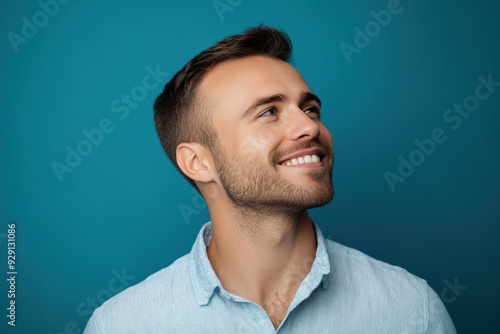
[279,161,324,168]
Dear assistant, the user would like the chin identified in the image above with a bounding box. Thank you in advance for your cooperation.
[306,188,335,209]
[289,183,335,210]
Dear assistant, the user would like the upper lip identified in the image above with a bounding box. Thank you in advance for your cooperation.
[278,147,325,164]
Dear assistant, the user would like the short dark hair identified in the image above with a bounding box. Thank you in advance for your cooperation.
[153,24,293,194]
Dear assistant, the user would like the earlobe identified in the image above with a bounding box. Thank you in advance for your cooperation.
[177,143,214,184]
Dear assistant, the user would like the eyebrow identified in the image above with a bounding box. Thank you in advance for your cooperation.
[241,91,322,119]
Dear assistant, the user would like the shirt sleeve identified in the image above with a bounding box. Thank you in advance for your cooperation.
[83,309,103,334]
[426,283,457,333]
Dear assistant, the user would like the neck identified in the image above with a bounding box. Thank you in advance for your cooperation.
[206,202,317,305]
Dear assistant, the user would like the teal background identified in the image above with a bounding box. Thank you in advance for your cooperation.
[1,0,499,333]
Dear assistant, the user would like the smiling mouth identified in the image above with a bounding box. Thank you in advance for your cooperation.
[280,154,322,166]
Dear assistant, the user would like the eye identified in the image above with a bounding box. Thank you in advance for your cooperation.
[259,107,278,117]
[304,106,321,118]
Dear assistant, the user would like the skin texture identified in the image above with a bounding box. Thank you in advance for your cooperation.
[176,56,334,330]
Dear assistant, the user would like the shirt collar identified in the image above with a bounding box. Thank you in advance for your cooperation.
[189,220,331,306]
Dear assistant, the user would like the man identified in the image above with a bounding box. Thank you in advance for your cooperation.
[84,25,456,333]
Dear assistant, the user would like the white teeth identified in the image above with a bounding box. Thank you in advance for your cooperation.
[281,154,321,166]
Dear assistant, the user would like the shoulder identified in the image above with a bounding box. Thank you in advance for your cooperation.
[84,253,195,333]
[108,253,191,306]
[321,239,456,333]
[325,238,426,291]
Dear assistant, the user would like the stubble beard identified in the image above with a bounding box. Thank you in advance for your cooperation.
[210,140,334,217]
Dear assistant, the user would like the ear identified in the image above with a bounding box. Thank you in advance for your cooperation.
[176,143,215,184]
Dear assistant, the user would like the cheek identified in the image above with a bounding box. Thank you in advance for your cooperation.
[238,128,279,158]
[319,124,333,146]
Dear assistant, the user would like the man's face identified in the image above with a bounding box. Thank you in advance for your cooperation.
[198,56,334,214]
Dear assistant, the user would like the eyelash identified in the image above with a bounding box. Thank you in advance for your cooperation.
[259,106,321,118]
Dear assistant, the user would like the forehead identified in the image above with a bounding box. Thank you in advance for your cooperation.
[197,56,310,113]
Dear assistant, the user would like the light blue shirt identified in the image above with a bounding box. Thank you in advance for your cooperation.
[84,221,456,333]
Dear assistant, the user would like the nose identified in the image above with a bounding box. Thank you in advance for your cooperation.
[285,107,321,141]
